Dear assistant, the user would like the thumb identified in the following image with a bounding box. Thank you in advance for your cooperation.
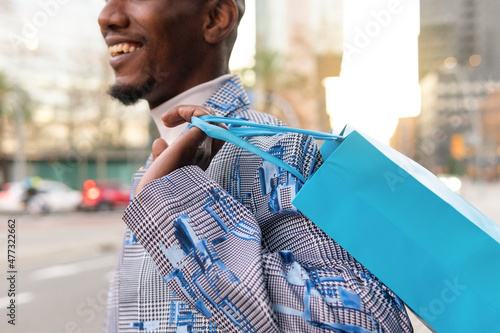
[210,122,228,157]
[152,138,168,161]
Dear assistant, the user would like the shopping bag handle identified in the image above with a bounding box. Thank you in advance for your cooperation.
[190,115,343,183]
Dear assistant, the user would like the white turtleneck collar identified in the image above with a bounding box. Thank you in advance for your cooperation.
[149,74,233,145]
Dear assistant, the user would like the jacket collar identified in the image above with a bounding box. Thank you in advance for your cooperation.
[203,75,250,117]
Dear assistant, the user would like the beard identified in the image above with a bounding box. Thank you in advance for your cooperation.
[107,78,156,106]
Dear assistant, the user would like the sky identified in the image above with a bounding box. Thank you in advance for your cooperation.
[230,0,256,69]
[325,0,421,143]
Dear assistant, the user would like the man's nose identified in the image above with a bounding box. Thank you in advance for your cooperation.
[98,0,129,32]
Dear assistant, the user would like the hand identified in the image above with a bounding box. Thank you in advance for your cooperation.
[134,105,226,196]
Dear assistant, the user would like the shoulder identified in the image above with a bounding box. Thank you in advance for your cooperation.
[228,107,322,180]
[230,107,285,127]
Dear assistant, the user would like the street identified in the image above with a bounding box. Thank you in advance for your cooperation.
[1,255,117,332]
[0,211,125,333]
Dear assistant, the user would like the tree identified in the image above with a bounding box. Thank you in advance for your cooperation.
[0,72,11,184]
[0,72,32,183]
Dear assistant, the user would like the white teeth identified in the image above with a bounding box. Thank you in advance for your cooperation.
[109,43,141,57]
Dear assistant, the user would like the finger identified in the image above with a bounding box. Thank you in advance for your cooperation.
[172,125,215,169]
[214,121,229,131]
[209,122,229,156]
[162,105,215,127]
[151,138,168,161]
[135,130,203,196]
[211,136,226,157]
[169,126,208,152]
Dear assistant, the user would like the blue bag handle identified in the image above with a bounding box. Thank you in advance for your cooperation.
[190,115,343,183]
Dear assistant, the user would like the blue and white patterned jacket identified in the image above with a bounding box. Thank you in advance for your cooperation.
[103,76,413,333]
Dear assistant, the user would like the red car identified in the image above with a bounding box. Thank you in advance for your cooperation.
[80,179,131,211]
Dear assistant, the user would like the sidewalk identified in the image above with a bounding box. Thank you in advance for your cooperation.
[460,180,500,224]
[0,211,125,268]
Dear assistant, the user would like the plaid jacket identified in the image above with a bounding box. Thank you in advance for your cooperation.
[103,76,413,333]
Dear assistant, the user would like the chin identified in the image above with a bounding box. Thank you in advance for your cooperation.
[108,81,153,106]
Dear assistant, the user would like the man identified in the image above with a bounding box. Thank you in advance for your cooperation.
[99,0,413,332]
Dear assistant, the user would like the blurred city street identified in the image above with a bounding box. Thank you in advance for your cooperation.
[0,210,125,333]
[0,180,498,333]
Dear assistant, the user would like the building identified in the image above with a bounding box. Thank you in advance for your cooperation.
[479,90,500,179]
[253,0,343,132]
[392,0,500,179]
[419,0,500,80]
[392,66,500,178]
[390,117,418,161]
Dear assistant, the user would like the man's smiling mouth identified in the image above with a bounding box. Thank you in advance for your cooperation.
[109,42,142,57]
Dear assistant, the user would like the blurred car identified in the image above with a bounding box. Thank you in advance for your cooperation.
[0,179,82,214]
[80,179,131,211]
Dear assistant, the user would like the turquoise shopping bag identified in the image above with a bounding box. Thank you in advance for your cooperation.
[192,115,500,333]
[295,128,500,333]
